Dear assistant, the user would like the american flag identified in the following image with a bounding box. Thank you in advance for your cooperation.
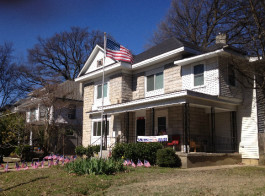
[131,161,136,168]
[137,159,143,167]
[144,160,151,167]
[106,39,133,63]
[123,160,127,166]
[4,163,8,172]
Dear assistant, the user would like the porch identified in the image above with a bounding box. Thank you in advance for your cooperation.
[109,103,238,154]
[89,90,242,166]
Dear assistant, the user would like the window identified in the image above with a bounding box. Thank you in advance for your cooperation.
[97,83,108,99]
[30,109,36,121]
[39,106,47,120]
[68,104,76,119]
[228,64,236,86]
[93,121,109,136]
[194,64,204,86]
[66,128,74,136]
[97,59,103,67]
[147,72,164,92]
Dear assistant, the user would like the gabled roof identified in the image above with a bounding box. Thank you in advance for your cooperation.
[77,45,106,78]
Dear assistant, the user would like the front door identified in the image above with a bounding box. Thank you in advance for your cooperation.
[158,117,166,134]
[137,118,145,136]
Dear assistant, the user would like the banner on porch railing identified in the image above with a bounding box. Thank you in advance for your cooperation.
[137,135,168,142]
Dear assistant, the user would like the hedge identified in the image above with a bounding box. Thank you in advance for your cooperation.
[112,142,163,165]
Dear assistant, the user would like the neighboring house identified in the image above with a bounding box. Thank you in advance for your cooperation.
[75,35,262,165]
[14,80,83,155]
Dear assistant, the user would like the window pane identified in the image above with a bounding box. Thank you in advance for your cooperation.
[97,122,101,136]
[103,83,108,97]
[147,75,154,92]
[155,72,163,90]
[93,122,97,136]
[97,85,102,99]
[194,64,204,86]
[102,120,109,135]
[194,64,204,75]
[194,74,204,86]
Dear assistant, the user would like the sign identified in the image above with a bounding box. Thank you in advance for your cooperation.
[137,135,168,142]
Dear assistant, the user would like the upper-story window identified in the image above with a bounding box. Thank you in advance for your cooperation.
[194,64,204,86]
[39,106,47,120]
[68,104,76,119]
[227,64,236,86]
[147,72,164,92]
[97,83,108,99]
[97,59,103,67]
[30,109,36,121]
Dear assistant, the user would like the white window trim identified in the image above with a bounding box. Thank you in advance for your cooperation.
[91,117,110,137]
[93,81,110,110]
[145,67,164,97]
[191,62,206,88]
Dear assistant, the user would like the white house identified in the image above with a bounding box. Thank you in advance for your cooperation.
[75,35,262,166]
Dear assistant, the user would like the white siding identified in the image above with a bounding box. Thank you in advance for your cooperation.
[238,87,259,159]
[182,58,219,95]
[85,50,115,74]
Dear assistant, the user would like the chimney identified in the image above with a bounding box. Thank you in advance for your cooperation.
[216,33,227,44]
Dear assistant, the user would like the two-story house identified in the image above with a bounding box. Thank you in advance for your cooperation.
[15,80,83,154]
[75,35,261,165]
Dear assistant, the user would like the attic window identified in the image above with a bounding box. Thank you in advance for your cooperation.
[97,59,103,67]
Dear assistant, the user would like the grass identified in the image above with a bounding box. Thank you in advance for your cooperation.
[1,166,265,195]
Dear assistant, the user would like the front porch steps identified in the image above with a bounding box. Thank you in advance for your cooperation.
[177,152,242,168]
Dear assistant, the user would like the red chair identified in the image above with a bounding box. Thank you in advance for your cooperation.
[167,135,180,149]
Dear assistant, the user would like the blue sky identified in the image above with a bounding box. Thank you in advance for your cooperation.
[0,0,171,58]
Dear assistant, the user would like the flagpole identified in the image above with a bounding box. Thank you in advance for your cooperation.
[100,32,107,158]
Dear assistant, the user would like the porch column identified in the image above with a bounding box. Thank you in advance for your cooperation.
[152,108,155,136]
[230,111,238,152]
[183,103,190,153]
[126,112,129,143]
[211,107,216,152]
[104,114,107,149]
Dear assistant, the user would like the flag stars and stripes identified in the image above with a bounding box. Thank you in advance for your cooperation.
[106,38,133,63]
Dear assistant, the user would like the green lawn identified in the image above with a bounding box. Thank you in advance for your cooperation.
[1,166,265,195]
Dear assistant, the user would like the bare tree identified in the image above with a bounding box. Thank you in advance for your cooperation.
[148,0,240,48]
[0,43,25,108]
[28,27,105,82]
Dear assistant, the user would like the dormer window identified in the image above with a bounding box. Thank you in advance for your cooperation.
[194,64,204,86]
[97,59,103,67]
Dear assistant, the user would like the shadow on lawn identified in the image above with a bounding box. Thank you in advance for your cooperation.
[2,176,48,192]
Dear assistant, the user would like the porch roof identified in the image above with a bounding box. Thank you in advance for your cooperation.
[88,90,241,115]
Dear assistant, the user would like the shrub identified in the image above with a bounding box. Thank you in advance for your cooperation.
[75,145,100,158]
[65,158,125,175]
[14,145,32,161]
[75,146,87,156]
[112,142,163,165]
[156,148,182,167]
[112,143,126,160]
